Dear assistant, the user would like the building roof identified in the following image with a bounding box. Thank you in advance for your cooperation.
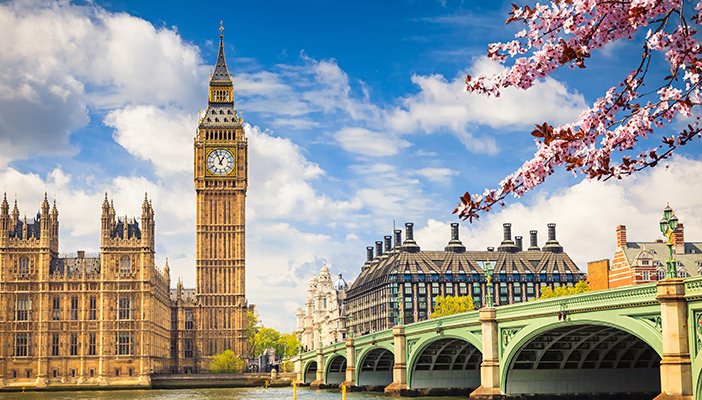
[347,246,582,298]
[622,241,702,275]
[210,24,232,85]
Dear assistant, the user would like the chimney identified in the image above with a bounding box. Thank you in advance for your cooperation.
[528,230,540,251]
[543,223,563,253]
[393,229,402,250]
[77,250,85,259]
[515,236,523,251]
[674,223,685,255]
[366,246,374,262]
[445,222,466,253]
[384,235,392,252]
[616,225,627,249]
[375,241,383,258]
[401,222,420,253]
[487,247,495,252]
[498,223,518,252]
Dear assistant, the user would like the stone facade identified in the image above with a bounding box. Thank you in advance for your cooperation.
[345,222,586,337]
[0,194,171,388]
[295,265,349,351]
[0,27,250,388]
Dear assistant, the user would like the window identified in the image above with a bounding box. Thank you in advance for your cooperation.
[89,296,97,320]
[657,269,666,280]
[116,332,132,355]
[128,367,134,377]
[458,282,468,295]
[16,295,30,321]
[88,333,96,356]
[19,257,29,276]
[170,339,178,358]
[114,368,121,377]
[52,297,61,320]
[52,333,60,356]
[185,310,194,330]
[52,369,59,378]
[70,333,78,356]
[15,333,30,357]
[89,369,95,378]
[70,369,76,378]
[11,370,17,379]
[643,271,650,281]
[641,260,650,266]
[25,369,31,378]
[445,284,454,295]
[431,283,440,295]
[404,285,413,294]
[184,339,194,358]
[70,296,79,320]
[118,296,131,320]
[119,256,131,275]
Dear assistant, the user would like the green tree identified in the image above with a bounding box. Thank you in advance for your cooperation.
[277,332,301,358]
[252,327,281,357]
[430,295,475,318]
[246,311,261,358]
[210,349,245,373]
[538,281,591,299]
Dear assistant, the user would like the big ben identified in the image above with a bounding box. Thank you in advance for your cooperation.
[194,23,248,362]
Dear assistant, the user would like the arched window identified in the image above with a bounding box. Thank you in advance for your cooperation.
[119,256,131,275]
[19,257,29,276]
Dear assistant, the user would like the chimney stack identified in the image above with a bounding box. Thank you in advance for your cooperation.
[515,236,523,251]
[498,223,518,252]
[528,230,540,251]
[674,223,685,255]
[543,223,563,253]
[393,229,402,251]
[487,247,495,252]
[375,241,383,259]
[616,225,627,249]
[401,222,420,253]
[366,246,374,261]
[445,222,466,253]
[384,235,392,254]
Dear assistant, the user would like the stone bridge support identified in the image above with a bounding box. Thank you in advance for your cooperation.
[655,279,693,400]
[310,348,324,389]
[384,325,408,396]
[294,357,303,384]
[470,307,504,399]
[341,337,356,389]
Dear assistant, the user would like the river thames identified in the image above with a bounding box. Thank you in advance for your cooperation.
[0,387,464,400]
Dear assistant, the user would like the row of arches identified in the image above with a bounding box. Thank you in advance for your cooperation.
[302,323,663,397]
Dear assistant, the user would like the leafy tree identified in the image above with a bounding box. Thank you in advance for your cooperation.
[210,349,245,373]
[455,0,702,222]
[252,327,281,357]
[277,332,301,358]
[246,311,261,358]
[538,281,591,299]
[430,295,475,318]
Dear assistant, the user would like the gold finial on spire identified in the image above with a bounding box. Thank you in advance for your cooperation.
[219,20,224,38]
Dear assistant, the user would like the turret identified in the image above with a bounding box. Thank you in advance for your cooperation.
[50,199,59,251]
[11,199,19,231]
[40,193,50,243]
[141,193,155,249]
[0,193,9,240]
[101,193,112,243]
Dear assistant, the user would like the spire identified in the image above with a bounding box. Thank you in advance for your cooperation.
[1,193,8,215]
[41,192,49,213]
[210,21,232,85]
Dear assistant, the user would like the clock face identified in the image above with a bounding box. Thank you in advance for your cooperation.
[207,149,235,175]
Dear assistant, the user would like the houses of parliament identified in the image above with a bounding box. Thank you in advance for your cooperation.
[0,27,247,388]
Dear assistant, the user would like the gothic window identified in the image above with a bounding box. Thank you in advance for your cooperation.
[89,296,97,320]
[184,339,194,358]
[119,256,131,275]
[88,333,96,356]
[70,296,79,320]
[51,333,60,356]
[116,332,132,355]
[657,268,666,280]
[185,310,194,330]
[118,296,131,320]
[19,256,29,276]
[70,333,78,356]
[16,295,30,321]
[14,333,30,357]
[52,297,60,321]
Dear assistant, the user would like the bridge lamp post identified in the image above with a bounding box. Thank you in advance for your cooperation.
[396,290,404,326]
[659,204,679,279]
[484,261,494,308]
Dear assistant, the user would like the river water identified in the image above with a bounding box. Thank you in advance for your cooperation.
[0,387,462,400]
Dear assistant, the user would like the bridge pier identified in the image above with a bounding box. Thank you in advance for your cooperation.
[384,325,408,396]
[655,279,693,400]
[470,308,506,400]
[340,337,356,390]
[310,348,324,389]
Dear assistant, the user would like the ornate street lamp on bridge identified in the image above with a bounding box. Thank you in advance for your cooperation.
[659,204,679,279]
[484,261,494,308]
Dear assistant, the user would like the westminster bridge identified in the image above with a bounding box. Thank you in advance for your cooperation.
[294,278,702,399]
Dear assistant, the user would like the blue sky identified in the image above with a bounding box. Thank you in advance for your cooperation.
[1,0,701,331]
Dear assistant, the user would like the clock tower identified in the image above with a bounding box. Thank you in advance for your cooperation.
[194,23,248,363]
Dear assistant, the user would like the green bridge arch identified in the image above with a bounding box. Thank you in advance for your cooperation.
[406,331,482,390]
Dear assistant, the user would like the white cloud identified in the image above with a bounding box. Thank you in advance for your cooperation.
[334,127,411,157]
[414,155,702,272]
[414,167,458,185]
[105,105,194,176]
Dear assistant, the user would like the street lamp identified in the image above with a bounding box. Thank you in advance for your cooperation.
[395,289,404,326]
[484,261,494,308]
[659,204,679,279]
